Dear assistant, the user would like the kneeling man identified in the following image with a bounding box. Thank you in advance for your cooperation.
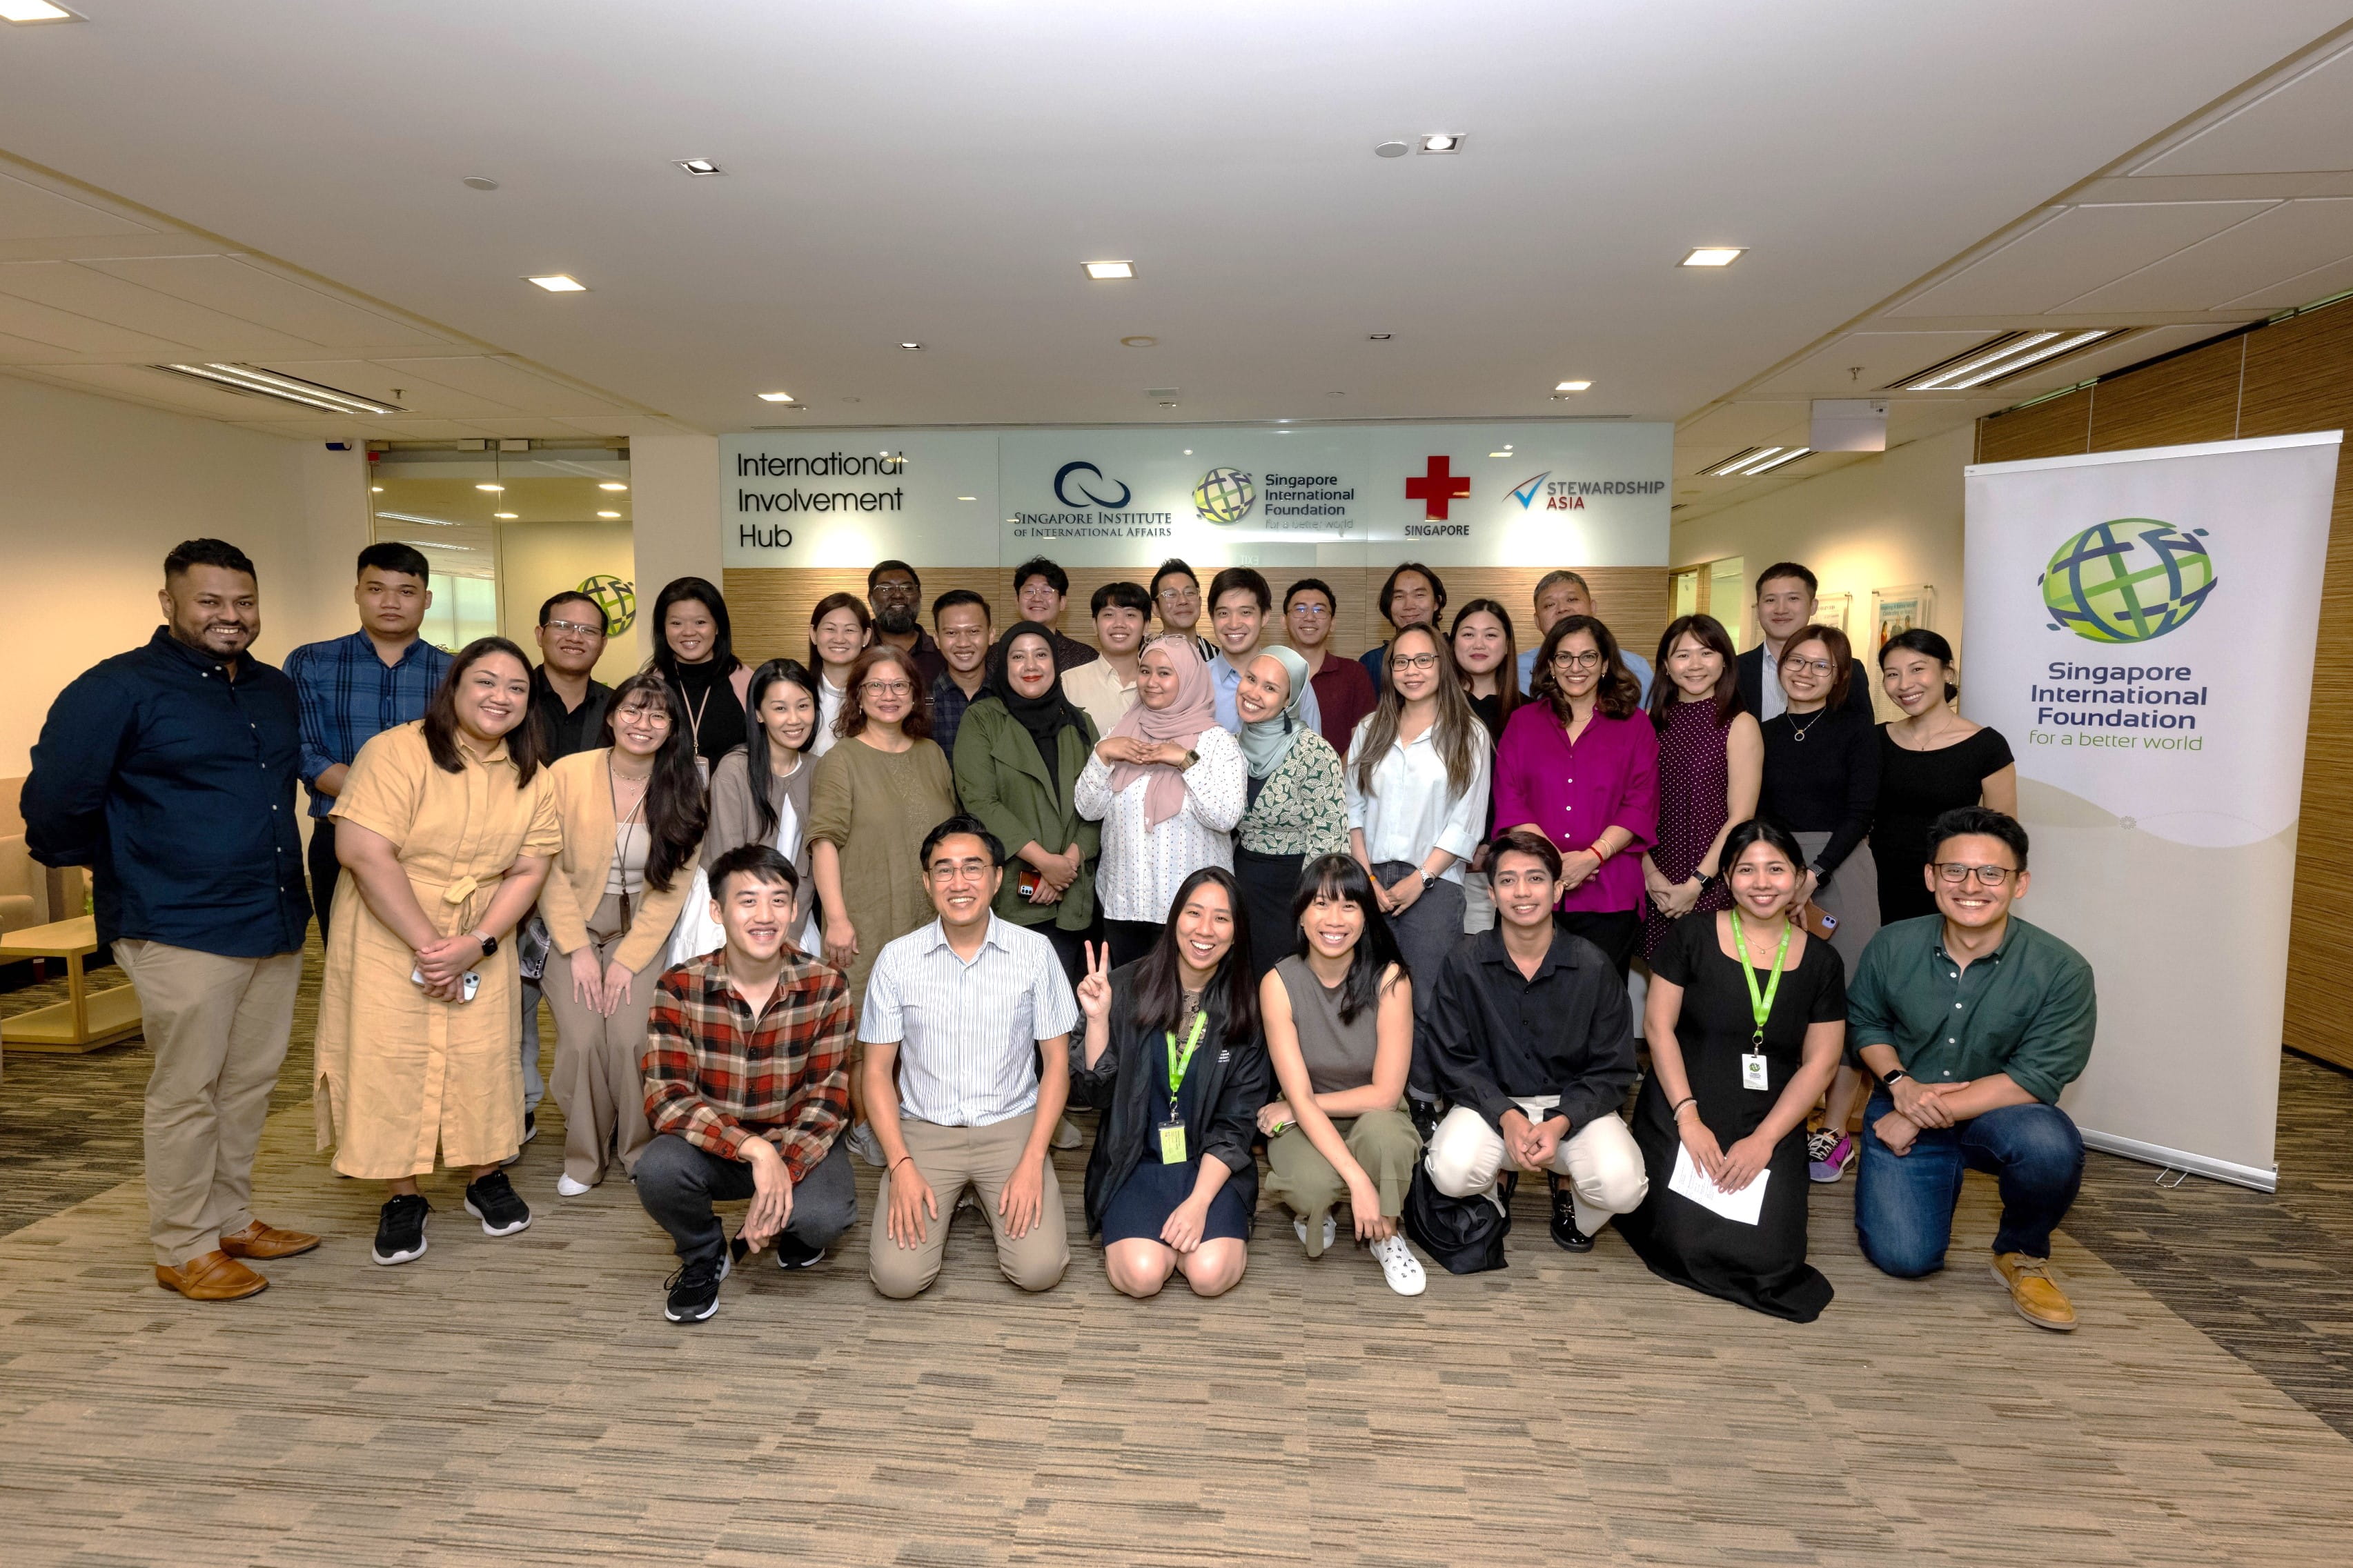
[1848,806,2095,1331]
[1426,829,1646,1251]
[638,844,857,1324]
[863,815,1078,1298]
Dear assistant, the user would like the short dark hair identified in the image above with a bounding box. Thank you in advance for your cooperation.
[932,587,991,626]
[709,842,800,900]
[1722,817,1808,881]
[1150,558,1199,600]
[920,813,1006,869]
[1928,806,2029,871]
[1534,569,1591,604]
[1488,828,1562,882]
[869,559,920,593]
[1754,561,1819,600]
[1207,565,1272,613]
[1013,555,1069,597]
[1377,562,1447,626]
[1879,627,1960,704]
[358,542,431,584]
[1091,580,1152,618]
[1283,577,1337,614]
[164,538,256,580]
[538,590,607,633]
[1651,613,1741,728]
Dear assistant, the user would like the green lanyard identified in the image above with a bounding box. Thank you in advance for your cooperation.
[1165,1009,1209,1104]
[1729,909,1792,1048]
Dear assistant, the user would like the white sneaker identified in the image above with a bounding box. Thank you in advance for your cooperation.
[1370,1234,1428,1296]
[555,1173,592,1198]
[1292,1215,1338,1252]
[847,1123,886,1167]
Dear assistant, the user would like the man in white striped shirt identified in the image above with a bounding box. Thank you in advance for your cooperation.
[861,815,1078,1299]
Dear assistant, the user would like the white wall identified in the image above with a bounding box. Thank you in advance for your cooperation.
[2,375,368,776]
[499,518,640,685]
[627,430,721,666]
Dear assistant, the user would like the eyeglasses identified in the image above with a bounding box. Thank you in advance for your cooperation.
[1289,603,1331,619]
[861,680,914,698]
[1158,587,1199,603]
[545,619,605,637]
[1551,651,1605,669]
[1392,653,1439,673]
[1784,657,1836,676]
[615,706,671,727]
[1933,863,2016,887]
[869,582,918,598]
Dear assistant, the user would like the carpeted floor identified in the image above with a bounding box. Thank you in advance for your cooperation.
[4,949,2352,1566]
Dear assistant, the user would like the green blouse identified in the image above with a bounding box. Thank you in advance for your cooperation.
[1238,728,1350,858]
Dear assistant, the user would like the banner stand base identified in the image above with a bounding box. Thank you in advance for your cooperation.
[2081,1129,2276,1193]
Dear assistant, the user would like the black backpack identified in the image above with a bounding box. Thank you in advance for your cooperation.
[1401,1162,1516,1274]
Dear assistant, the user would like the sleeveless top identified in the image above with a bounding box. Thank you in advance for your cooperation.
[1275,953,1378,1095]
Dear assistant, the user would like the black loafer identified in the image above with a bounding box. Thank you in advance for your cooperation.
[1549,1179,1594,1253]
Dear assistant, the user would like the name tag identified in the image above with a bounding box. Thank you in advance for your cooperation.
[1158,1120,1188,1164]
[1742,1053,1770,1092]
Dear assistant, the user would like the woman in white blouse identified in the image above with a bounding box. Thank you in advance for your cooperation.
[1074,635,1247,969]
[1345,622,1493,1118]
[805,592,872,759]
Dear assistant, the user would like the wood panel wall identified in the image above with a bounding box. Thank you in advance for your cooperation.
[1976,306,2353,1069]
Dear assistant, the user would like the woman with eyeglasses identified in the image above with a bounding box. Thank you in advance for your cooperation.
[1874,629,2016,926]
[807,644,956,1164]
[806,591,876,759]
[1640,614,1762,962]
[1495,615,1658,977]
[647,577,751,772]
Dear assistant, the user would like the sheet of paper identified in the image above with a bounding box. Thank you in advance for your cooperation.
[1668,1144,1769,1227]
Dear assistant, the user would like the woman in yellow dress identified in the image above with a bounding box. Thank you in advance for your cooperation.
[314,637,562,1267]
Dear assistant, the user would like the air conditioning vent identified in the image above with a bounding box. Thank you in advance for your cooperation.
[1890,330,2125,393]
[150,362,404,415]
[1702,446,1813,478]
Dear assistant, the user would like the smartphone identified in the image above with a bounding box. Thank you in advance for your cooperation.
[411,968,482,1002]
[1800,901,1838,940]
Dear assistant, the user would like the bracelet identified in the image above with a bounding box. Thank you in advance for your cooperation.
[1586,841,1613,862]
[888,1155,914,1173]
[1670,1095,1698,1117]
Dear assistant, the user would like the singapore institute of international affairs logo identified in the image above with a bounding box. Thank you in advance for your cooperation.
[1192,468,1256,524]
[2039,519,2216,644]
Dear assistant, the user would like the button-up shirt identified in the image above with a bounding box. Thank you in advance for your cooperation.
[1208,649,1323,736]
[23,628,311,957]
[1493,702,1657,915]
[1846,914,2096,1104]
[1063,657,1139,740]
[928,670,987,762]
[1073,726,1248,922]
[1343,717,1491,885]
[1306,653,1377,757]
[1427,926,1637,1133]
[859,914,1081,1127]
[284,630,451,817]
[644,947,854,1178]
[1521,646,1653,708]
[532,673,612,761]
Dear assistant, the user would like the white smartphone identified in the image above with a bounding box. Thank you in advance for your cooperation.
[412,968,482,1002]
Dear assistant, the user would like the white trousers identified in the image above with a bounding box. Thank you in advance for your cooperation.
[1426,1098,1648,1238]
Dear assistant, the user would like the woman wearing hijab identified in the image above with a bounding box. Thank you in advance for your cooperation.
[1074,634,1247,969]
[1232,646,1348,980]
[952,620,1104,986]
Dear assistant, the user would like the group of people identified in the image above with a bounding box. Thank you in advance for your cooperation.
[23,541,2094,1340]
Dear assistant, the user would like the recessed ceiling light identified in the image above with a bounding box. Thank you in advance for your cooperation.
[1419,133,1465,153]
[956,495,977,502]
[1121,335,1158,348]
[1085,261,1136,281]
[1488,451,1513,459]
[899,341,923,350]
[492,511,518,519]
[596,510,622,519]
[1183,449,1193,456]
[1680,247,1746,268]
[0,1,82,21]
[1555,380,1593,393]
[461,175,499,191]
[673,159,723,176]
[526,274,587,292]
[1374,140,1411,159]
[599,482,627,491]
[757,390,795,403]
[475,483,504,493]
[370,486,384,493]
[1368,333,1392,341]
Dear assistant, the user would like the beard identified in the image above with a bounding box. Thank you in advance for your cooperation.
[874,605,918,635]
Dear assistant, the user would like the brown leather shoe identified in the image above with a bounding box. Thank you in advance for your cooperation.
[155,1250,268,1302]
[219,1219,322,1260]
[1991,1251,2078,1332]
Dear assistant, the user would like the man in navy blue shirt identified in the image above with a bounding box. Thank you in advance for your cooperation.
[23,539,319,1302]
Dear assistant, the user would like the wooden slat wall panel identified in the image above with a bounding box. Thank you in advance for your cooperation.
[2086,336,2244,451]
[1977,387,2091,464]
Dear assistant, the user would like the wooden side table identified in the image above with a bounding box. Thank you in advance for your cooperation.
[0,915,143,1053]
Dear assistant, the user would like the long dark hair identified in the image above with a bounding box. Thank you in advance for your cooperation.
[424,637,546,785]
[743,657,821,844]
[1288,853,1406,1026]
[806,591,874,677]
[1130,866,1257,1048]
[648,577,740,680]
[598,672,708,893]
[834,644,934,741]
[1449,597,1522,729]
[1353,625,1483,801]
[1651,613,1740,728]
[1530,614,1640,722]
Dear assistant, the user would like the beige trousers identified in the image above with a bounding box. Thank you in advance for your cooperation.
[1426,1100,1648,1238]
[542,893,660,1187]
[869,1110,1069,1299]
[112,940,303,1267]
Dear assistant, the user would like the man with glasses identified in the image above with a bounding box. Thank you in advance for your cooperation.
[1013,557,1101,673]
[1846,806,2096,1332]
[1515,570,1652,705]
[860,815,1076,1299]
[1283,577,1376,754]
[1148,558,1218,662]
[868,561,949,690]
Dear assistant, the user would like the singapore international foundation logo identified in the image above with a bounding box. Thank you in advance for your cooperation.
[2038,518,2216,644]
[1192,467,1256,524]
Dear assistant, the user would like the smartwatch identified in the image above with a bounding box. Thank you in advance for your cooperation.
[1880,1067,1909,1089]
[473,931,498,957]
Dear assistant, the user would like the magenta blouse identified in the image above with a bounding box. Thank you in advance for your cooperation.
[1493,702,1660,915]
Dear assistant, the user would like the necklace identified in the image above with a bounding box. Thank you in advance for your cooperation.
[1786,707,1830,743]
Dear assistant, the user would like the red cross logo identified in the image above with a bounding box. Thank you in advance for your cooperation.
[1405,455,1470,519]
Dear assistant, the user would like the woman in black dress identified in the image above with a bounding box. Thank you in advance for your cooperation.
[1068,866,1269,1299]
[1619,818,1847,1322]
[647,576,751,772]
[1874,629,2016,925]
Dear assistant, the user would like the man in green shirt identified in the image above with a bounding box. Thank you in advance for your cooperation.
[1847,806,2096,1332]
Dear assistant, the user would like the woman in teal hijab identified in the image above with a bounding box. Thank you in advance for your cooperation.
[1232,646,1350,979]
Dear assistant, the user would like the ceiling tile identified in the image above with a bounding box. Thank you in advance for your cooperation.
[2217,250,2353,312]
[1890,202,2274,317]
[19,361,294,418]
[0,170,153,242]
[77,255,453,350]
[2055,197,2353,312]
[244,357,518,417]
[0,288,196,356]
[0,260,328,357]
[1748,331,1993,399]
[2132,42,2353,177]
[373,355,627,416]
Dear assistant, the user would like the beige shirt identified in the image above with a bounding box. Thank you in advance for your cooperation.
[1063,657,1139,740]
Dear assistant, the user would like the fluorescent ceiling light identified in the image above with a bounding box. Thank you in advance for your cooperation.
[1488,451,1512,459]
[1084,261,1135,280]
[598,482,627,491]
[401,540,474,550]
[596,510,621,519]
[370,486,384,493]
[1906,329,2116,391]
[1419,133,1464,153]
[526,275,587,292]
[0,2,82,21]
[956,495,977,502]
[475,483,504,493]
[1555,380,1592,393]
[1704,446,1783,477]
[492,512,518,519]
[1681,247,1745,268]
[1742,447,1813,475]
[152,362,400,415]
[673,159,723,176]
[758,390,794,402]
[375,510,460,527]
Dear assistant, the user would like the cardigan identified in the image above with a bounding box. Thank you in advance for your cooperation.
[951,694,1103,931]
[540,748,700,973]
[702,741,818,886]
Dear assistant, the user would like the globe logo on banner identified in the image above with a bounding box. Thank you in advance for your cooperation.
[2038,518,2216,644]
[1192,468,1256,524]
[579,573,637,635]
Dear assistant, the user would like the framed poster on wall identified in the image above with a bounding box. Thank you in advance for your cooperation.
[1869,584,1934,653]
[1815,591,1851,636]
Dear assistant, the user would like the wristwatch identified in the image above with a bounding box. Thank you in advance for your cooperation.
[1179,748,1199,771]
[1880,1067,1909,1089]
[1417,868,1435,890]
[473,930,498,957]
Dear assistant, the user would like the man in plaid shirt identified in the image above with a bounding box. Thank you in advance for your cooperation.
[636,843,856,1323]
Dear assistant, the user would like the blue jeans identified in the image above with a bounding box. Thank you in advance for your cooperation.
[1853,1092,2084,1276]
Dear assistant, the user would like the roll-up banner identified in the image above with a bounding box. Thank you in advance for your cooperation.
[1963,431,2342,1190]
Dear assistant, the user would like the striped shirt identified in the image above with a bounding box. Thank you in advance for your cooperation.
[643,948,854,1179]
[858,914,1080,1127]
[284,631,451,817]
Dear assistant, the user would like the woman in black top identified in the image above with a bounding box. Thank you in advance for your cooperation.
[647,577,749,771]
[1874,628,2016,924]
[1758,624,1880,970]
[1069,866,1269,1299]
[1618,819,1846,1322]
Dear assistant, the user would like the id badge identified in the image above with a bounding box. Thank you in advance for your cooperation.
[1158,1118,1188,1164]
[1742,1053,1770,1091]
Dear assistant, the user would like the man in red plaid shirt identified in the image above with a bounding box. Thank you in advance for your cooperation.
[636,843,856,1323]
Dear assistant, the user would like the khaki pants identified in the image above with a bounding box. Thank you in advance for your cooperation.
[1262,1106,1422,1256]
[869,1111,1069,1298]
[113,940,303,1267]
[542,893,660,1187]
[1426,1100,1648,1238]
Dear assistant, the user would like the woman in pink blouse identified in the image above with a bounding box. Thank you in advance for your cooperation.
[1493,615,1659,976]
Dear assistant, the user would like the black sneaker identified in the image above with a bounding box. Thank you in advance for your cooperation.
[773,1232,826,1271]
[664,1248,730,1322]
[464,1170,533,1237]
[1548,1176,1594,1253]
[372,1193,431,1265]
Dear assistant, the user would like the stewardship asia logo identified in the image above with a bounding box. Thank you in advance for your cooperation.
[2038,518,2217,644]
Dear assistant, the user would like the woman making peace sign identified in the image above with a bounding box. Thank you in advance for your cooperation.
[1067,869,1268,1300]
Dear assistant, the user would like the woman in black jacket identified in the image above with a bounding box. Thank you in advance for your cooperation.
[1069,866,1269,1299]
